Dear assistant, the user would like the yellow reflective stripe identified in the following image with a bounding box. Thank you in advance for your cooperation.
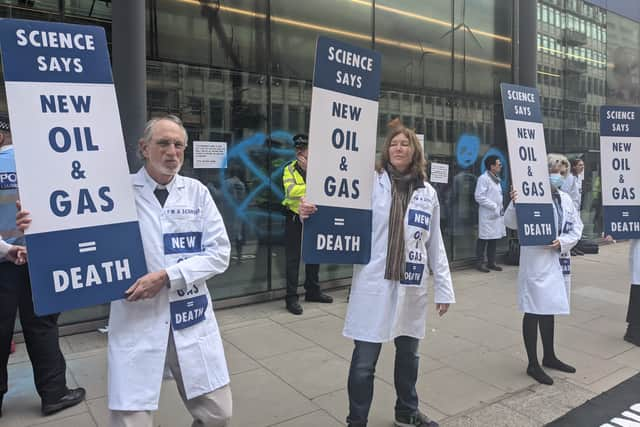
[285,183,297,195]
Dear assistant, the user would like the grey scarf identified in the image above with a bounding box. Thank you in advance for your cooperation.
[385,165,416,281]
[488,170,501,184]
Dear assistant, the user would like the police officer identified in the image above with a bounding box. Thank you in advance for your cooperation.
[0,115,85,417]
[282,134,333,315]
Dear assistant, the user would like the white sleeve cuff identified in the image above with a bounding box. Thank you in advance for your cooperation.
[0,240,11,258]
[165,265,186,290]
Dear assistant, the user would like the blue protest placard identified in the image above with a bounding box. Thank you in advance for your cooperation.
[0,19,147,315]
[302,37,381,264]
[500,83,556,246]
[600,106,640,239]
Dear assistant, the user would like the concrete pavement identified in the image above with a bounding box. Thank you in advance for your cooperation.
[3,241,639,426]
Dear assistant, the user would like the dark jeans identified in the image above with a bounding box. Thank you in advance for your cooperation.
[0,263,68,403]
[476,238,498,265]
[346,336,420,426]
[284,212,319,303]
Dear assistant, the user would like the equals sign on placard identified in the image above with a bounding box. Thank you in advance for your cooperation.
[78,241,97,253]
[622,211,630,217]
[186,301,194,308]
[334,217,345,226]
[533,211,541,218]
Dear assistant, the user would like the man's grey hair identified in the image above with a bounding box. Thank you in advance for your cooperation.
[138,114,188,160]
[141,114,188,145]
[547,153,570,172]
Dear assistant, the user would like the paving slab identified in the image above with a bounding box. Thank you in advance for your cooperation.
[259,346,350,399]
[577,366,640,394]
[222,320,315,360]
[555,324,633,359]
[30,413,97,427]
[221,340,261,375]
[415,367,505,416]
[229,368,318,427]
[271,409,343,427]
[66,352,107,400]
[442,348,536,392]
[283,315,354,359]
[440,402,540,427]
[500,379,595,425]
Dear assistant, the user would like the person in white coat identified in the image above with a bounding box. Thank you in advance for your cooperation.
[17,115,233,426]
[300,126,454,427]
[504,153,582,386]
[561,158,585,256]
[624,240,640,346]
[474,155,506,272]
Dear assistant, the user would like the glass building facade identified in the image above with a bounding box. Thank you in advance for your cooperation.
[0,0,638,329]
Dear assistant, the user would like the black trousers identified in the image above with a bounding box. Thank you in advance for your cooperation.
[0,262,67,402]
[284,212,320,302]
[476,238,498,265]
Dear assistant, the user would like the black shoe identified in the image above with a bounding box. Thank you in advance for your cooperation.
[624,332,640,346]
[42,387,85,416]
[487,264,503,271]
[1,393,3,418]
[286,301,303,315]
[305,292,333,303]
[543,357,576,373]
[476,264,490,273]
[395,411,439,427]
[527,364,553,385]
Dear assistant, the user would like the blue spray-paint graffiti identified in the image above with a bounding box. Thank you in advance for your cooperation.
[456,134,480,169]
[216,130,295,239]
[480,147,510,193]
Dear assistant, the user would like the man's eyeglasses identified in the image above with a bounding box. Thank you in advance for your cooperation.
[155,139,187,151]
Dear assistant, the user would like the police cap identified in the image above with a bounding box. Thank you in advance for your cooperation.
[293,134,308,148]
[0,113,10,132]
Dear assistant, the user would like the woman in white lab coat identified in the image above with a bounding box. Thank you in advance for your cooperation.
[625,240,640,346]
[561,158,585,256]
[504,153,582,385]
[300,126,454,427]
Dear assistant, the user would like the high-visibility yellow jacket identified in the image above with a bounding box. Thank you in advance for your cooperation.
[281,160,306,214]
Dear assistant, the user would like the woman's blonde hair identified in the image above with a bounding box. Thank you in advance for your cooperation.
[376,125,427,181]
[547,153,570,176]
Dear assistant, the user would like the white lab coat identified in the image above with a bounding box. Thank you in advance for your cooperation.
[630,239,640,285]
[343,171,455,343]
[504,190,582,314]
[561,174,583,212]
[474,171,506,240]
[108,168,231,411]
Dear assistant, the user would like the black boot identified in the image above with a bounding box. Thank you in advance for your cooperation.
[286,299,303,315]
[476,263,490,273]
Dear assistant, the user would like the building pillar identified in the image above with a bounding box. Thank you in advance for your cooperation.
[113,1,146,172]
[518,0,537,87]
